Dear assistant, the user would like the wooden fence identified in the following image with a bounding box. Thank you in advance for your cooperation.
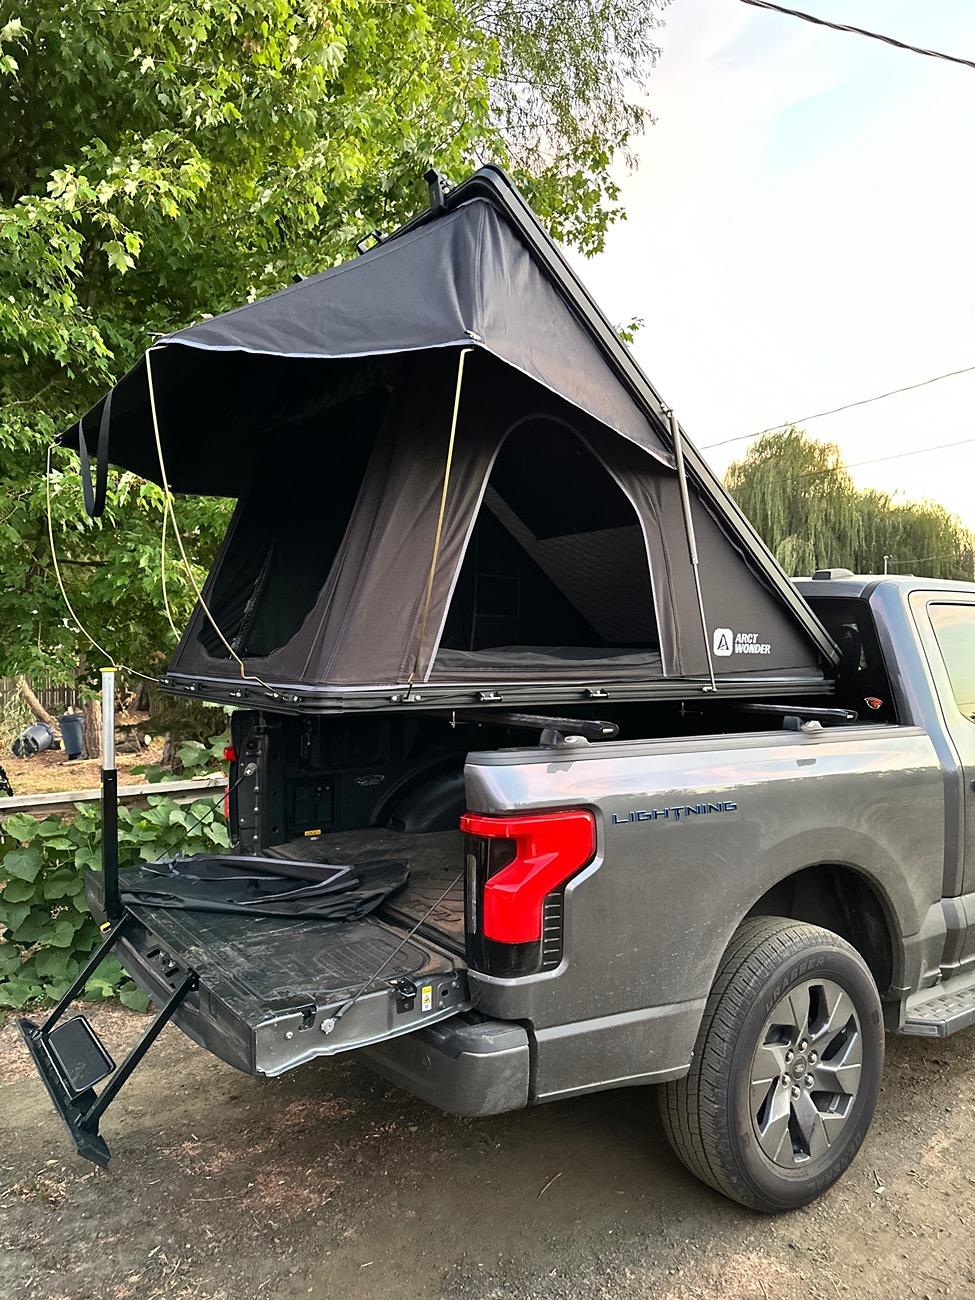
[0,677,82,718]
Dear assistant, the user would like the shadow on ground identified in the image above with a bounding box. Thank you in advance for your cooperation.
[2,1010,974,1299]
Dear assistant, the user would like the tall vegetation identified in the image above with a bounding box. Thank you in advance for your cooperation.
[0,0,668,696]
[727,429,975,579]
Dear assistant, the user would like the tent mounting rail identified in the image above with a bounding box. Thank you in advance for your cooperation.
[462,710,619,748]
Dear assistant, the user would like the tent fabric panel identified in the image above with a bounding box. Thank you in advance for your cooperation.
[605,457,825,681]
[470,204,673,465]
[581,430,703,678]
[309,362,497,686]
[168,376,396,680]
[431,645,664,681]
[691,497,826,678]
[166,351,494,689]
[165,204,478,360]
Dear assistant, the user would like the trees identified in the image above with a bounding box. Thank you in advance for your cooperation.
[0,0,667,694]
[726,429,975,580]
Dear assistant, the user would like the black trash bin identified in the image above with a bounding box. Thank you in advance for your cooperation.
[12,722,55,758]
[58,713,85,761]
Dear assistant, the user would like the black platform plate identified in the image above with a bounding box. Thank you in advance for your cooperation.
[18,1019,111,1166]
[46,1016,115,1097]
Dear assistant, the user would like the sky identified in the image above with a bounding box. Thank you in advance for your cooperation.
[576,0,975,545]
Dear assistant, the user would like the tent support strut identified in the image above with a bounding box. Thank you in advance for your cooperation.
[665,408,717,692]
[408,347,473,691]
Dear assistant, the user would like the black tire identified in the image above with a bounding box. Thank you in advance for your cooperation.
[659,915,884,1212]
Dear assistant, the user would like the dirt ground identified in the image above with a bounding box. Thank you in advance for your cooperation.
[2,1008,975,1300]
[2,741,165,798]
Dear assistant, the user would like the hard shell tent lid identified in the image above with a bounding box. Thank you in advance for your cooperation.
[62,165,838,712]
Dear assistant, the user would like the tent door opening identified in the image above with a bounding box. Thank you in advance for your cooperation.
[431,415,663,681]
[195,381,388,662]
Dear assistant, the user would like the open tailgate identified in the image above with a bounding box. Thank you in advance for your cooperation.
[19,872,469,1169]
[86,876,470,1076]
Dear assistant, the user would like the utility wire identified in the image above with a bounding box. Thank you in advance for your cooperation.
[794,435,975,480]
[739,0,975,72]
[701,364,975,451]
[884,552,963,571]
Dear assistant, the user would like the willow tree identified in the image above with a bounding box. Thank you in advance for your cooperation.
[725,430,863,576]
[0,0,668,713]
[726,429,975,580]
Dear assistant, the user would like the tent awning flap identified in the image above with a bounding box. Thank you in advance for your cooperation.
[161,201,672,466]
[65,199,673,491]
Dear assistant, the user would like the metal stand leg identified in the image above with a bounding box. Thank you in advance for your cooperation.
[40,914,132,1036]
[18,964,197,1168]
[82,971,197,1127]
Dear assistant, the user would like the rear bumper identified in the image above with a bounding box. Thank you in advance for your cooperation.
[360,1012,530,1116]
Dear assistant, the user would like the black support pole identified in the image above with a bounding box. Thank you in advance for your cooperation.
[100,668,122,922]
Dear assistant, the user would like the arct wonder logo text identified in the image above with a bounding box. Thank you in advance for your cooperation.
[712,627,772,657]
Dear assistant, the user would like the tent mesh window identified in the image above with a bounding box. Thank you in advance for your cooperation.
[434,418,660,676]
[198,386,385,660]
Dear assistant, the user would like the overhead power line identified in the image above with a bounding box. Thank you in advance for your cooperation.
[793,435,975,481]
[739,0,975,72]
[701,364,975,451]
[883,552,963,574]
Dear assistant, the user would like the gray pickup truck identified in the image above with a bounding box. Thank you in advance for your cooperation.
[207,569,973,1215]
[19,167,975,1214]
[26,569,975,1214]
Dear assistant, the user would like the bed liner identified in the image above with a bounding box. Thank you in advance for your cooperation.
[268,827,466,952]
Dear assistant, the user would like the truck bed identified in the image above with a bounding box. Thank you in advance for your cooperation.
[268,827,466,953]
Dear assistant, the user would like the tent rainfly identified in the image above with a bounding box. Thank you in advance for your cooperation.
[62,166,838,713]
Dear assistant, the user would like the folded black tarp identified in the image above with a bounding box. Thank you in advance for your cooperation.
[120,855,409,922]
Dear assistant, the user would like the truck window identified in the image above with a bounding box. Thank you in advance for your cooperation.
[929,604,975,722]
[804,595,895,720]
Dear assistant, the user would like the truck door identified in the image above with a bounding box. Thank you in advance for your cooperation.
[918,597,975,899]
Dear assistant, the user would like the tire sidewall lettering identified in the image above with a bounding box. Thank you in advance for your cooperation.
[763,953,830,1015]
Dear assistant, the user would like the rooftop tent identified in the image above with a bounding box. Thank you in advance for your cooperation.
[62,166,837,710]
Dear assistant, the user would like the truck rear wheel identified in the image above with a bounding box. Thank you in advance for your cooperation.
[659,916,884,1212]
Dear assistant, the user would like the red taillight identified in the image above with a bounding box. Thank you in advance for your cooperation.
[460,809,596,944]
[222,746,235,820]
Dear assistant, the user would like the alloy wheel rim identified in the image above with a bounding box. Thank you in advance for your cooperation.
[749,977,863,1168]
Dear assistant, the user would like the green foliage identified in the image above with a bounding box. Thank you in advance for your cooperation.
[138,729,229,782]
[0,796,229,1009]
[726,429,975,579]
[0,0,667,692]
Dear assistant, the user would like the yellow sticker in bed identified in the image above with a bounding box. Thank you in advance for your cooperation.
[421,985,433,1012]
[303,828,322,838]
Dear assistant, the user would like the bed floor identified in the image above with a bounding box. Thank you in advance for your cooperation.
[268,827,466,954]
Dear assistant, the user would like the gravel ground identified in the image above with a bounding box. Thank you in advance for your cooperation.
[2,742,164,797]
[2,1005,974,1300]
